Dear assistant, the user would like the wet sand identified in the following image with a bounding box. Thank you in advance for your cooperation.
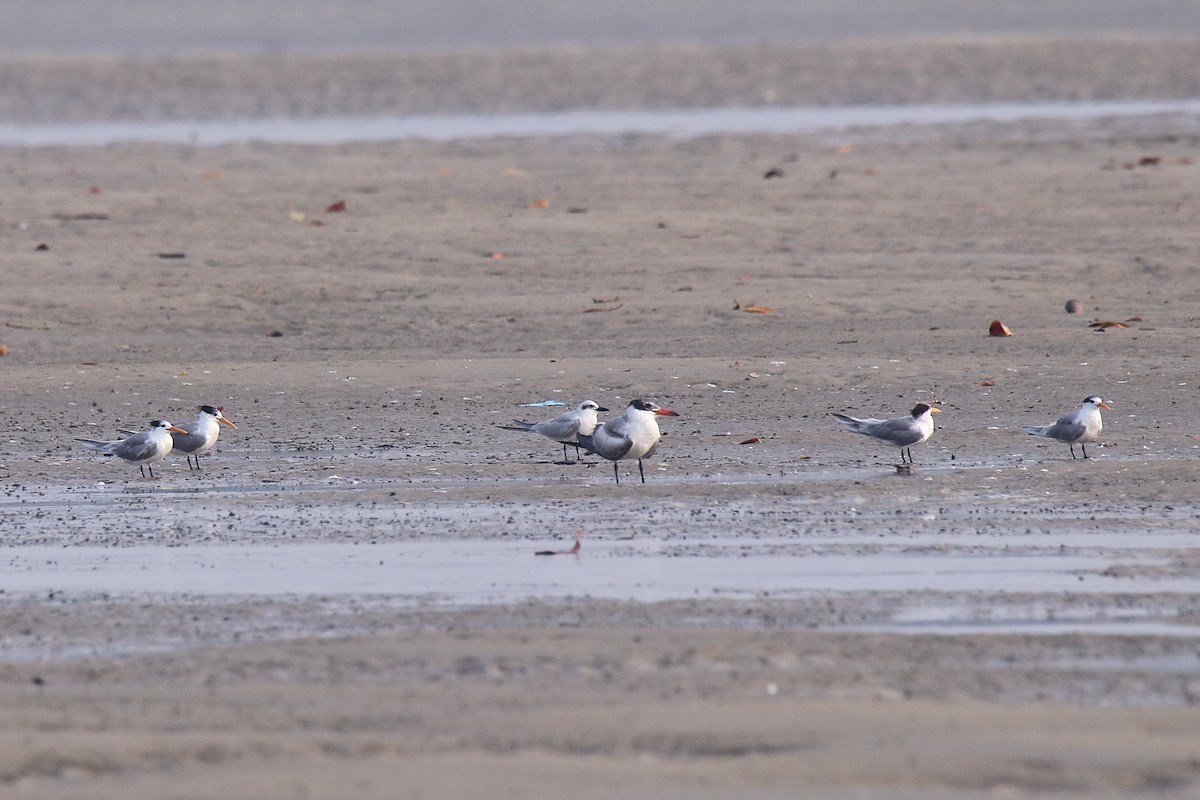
[3,33,1200,799]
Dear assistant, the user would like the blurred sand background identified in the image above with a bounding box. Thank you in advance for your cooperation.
[3,2,1200,798]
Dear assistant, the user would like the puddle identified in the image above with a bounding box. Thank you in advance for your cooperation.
[3,100,1200,146]
[2,539,1194,603]
[876,621,1200,637]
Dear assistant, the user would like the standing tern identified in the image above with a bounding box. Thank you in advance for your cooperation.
[501,400,609,462]
[171,405,238,469]
[1022,395,1110,459]
[575,399,679,484]
[78,420,187,478]
[832,403,941,464]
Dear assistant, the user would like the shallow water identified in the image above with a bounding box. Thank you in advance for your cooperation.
[2,538,1194,605]
[3,100,1200,146]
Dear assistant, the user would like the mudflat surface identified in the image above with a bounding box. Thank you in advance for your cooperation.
[2,32,1200,800]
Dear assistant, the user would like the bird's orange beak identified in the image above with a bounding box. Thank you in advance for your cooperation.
[929,407,942,413]
[1098,401,1112,410]
[168,426,188,433]
[218,417,238,429]
[655,408,680,417]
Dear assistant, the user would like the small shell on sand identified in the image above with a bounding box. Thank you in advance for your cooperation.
[1065,299,1082,313]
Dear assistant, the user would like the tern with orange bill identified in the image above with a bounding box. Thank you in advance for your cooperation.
[575,399,679,484]
[1022,395,1110,459]
[78,420,188,478]
[832,403,941,464]
[170,405,238,469]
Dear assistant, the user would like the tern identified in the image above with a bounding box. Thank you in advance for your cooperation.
[78,420,187,478]
[501,400,609,462]
[1022,395,1110,459]
[171,405,238,469]
[575,399,679,484]
[832,403,941,464]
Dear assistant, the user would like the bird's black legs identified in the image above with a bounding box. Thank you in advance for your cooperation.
[1080,444,1089,459]
[139,465,146,478]
[900,447,913,464]
[187,455,202,470]
[1070,444,1079,460]
[610,460,649,484]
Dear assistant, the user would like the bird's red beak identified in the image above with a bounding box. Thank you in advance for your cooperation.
[655,407,680,417]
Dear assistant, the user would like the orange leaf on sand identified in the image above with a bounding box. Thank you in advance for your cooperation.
[0,342,8,357]
[325,200,347,213]
[738,437,762,444]
[978,380,995,387]
[1089,320,1130,330]
[989,320,1013,336]
[528,198,550,209]
[742,304,773,314]
[488,252,505,260]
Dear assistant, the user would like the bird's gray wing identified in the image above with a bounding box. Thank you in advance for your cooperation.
[1046,417,1087,443]
[593,419,634,460]
[832,413,884,434]
[531,414,582,443]
[112,434,159,461]
[170,430,207,452]
[868,417,924,447]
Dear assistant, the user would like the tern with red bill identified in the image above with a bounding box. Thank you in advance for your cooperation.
[832,403,941,464]
[575,399,679,484]
[1022,395,1111,459]
[78,420,188,478]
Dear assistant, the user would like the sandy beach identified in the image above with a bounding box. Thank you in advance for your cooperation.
[3,16,1200,799]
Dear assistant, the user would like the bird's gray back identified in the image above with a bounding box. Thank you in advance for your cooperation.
[170,429,209,453]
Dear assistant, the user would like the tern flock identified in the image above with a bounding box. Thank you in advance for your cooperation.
[78,405,238,479]
[76,394,1110,482]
